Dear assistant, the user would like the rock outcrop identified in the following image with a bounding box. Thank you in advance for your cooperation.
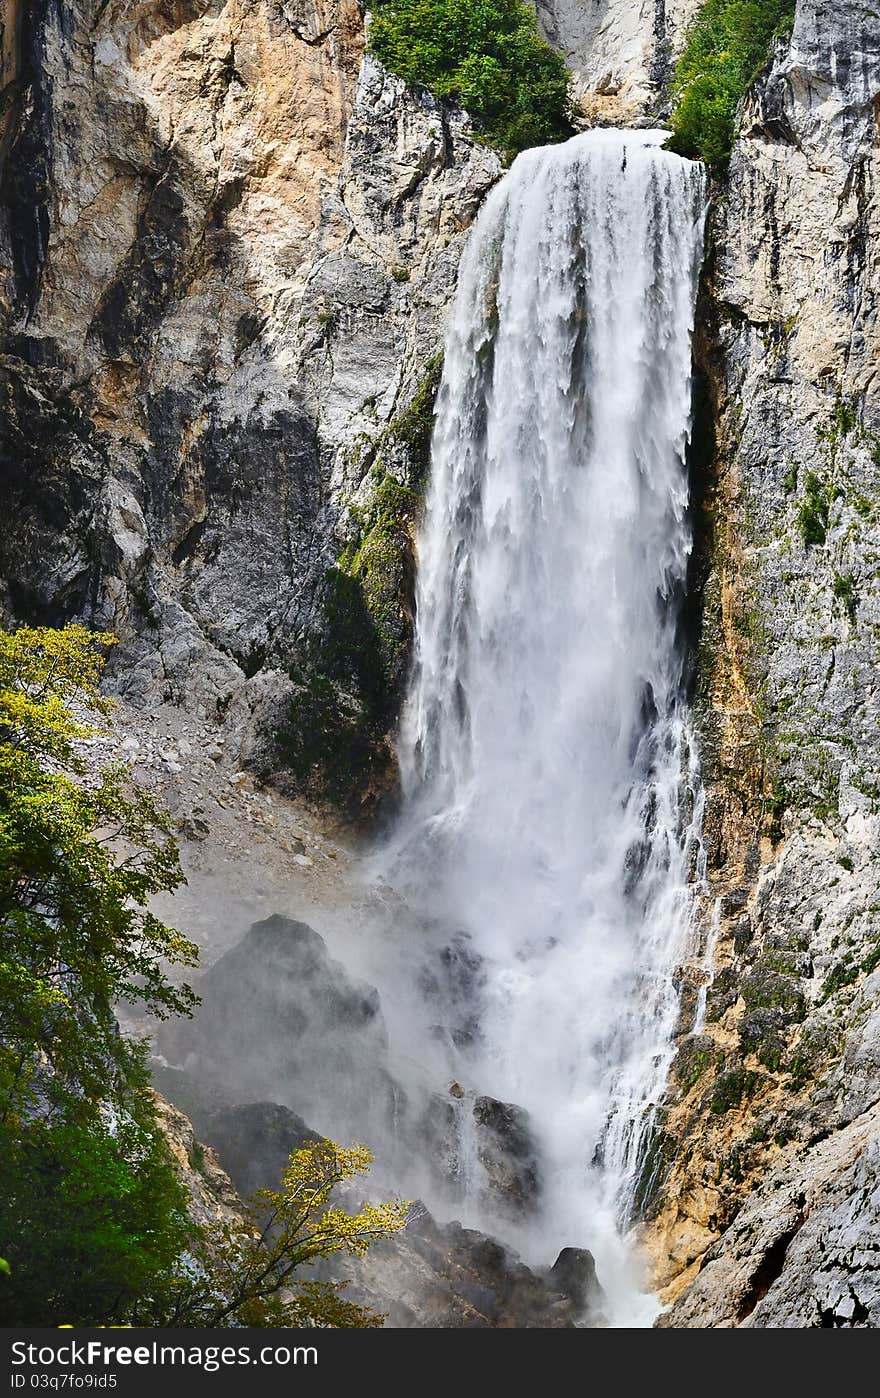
[658,1100,880,1327]
[158,913,393,1141]
[646,0,880,1324]
[152,1090,246,1235]
[152,1064,319,1201]
[0,0,500,809]
[346,1212,606,1327]
[537,0,700,120]
[421,1088,542,1219]
[157,912,546,1220]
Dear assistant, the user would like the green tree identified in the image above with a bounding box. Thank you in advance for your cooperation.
[0,625,407,1327]
[668,0,796,166]
[0,1052,192,1325]
[0,624,198,1324]
[0,624,197,1109]
[370,0,572,159]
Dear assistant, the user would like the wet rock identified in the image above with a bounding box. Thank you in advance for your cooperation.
[419,1088,541,1218]
[347,1206,606,1327]
[472,1095,541,1214]
[549,1247,603,1315]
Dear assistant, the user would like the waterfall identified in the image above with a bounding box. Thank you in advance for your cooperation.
[385,129,706,1323]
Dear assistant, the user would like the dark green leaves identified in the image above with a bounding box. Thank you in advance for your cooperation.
[370,0,572,159]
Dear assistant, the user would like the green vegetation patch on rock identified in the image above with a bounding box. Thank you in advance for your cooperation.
[369,0,573,160]
[710,1066,760,1114]
[668,0,796,166]
[278,361,444,814]
[742,964,807,1023]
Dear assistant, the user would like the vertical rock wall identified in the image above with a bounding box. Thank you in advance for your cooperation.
[0,1,499,805]
[650,0,880,1327]
[536,0,700,120]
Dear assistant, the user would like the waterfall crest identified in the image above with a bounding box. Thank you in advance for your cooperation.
[386,129,706,1322]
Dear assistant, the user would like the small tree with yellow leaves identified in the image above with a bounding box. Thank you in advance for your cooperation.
[158,1139,410,1328]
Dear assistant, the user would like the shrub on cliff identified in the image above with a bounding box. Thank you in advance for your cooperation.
[668,0,796,165]
[369,0,572,158]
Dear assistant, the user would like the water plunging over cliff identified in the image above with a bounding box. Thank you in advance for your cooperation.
[386,129,706,1322]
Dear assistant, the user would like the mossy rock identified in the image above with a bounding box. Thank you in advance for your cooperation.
[705,966,739,1023]
[631,1117,675,1221]
[742,965,807,1023]
[739,1006,788,1070]
[275,670,396,814]
[273,361,445,815]
[671,1035,716,1093]
[709,1066,760,1115]
[386,353,444,484]
[784,1020,843,1087]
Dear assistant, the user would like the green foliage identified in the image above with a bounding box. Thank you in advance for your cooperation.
[386,352,444,484]
[673,1039,714,1092]
[821,396,859,454]
[0,626,404,1326]
[832,571,857,625]
[742,967,806,1022]
[710,1066,759,1114]
[0,624,198,1325]
[0,626,197,1106]
[861,939,880,977]
[370,0,572,159]
[668,0,796,165]
[797,470,831,546]
[0,1058,191,1326]
[278,664,388,808]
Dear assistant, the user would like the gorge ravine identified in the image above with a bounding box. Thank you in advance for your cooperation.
[2,0,880,1329]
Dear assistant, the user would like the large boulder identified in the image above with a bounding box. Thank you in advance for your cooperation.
[420,1086,542,1218]
[158,915,394,1142]
[152,1063,319,1202]
[348,1207,605,1328]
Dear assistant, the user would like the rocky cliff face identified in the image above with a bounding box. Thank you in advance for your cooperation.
[537,0,699,120]
[646,0,880,1327]
[0,0,499,809]
[6,0,880,1331]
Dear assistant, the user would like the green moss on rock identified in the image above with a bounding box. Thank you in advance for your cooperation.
[742,965,806,1022]
[797,470,831,546]
[710,1066,759,1114]
[672,1036,716,1092]
[276,363,445,813]
[387,353,444,483]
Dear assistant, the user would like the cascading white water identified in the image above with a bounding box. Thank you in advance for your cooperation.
[386,129,706,1323]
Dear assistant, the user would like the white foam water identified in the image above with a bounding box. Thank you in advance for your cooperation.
[383,129,706,1324]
